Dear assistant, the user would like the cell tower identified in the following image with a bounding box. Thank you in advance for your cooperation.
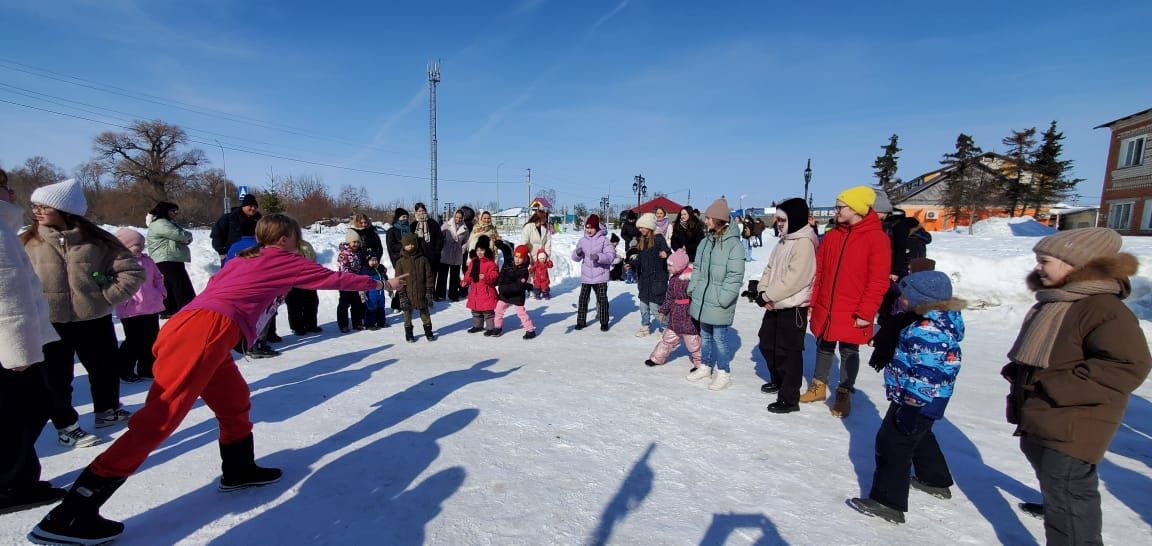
[428,60,441,216]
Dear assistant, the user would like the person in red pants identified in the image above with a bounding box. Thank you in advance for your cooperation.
[30,214,406,546]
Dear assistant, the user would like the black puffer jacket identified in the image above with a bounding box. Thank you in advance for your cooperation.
[496,262,531,306]
[210,208,261,256]
[630,233,671,304]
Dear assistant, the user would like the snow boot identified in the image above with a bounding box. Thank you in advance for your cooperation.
[686,366,712,382]
[847,497,904,524]
[404,326,417,343]
[799,379,827,403]
[767,401,799,414]
[523,331,536,340]
[760,382,779,394]
[29,467,126,545]
[831,387,853,417]
[219,434,282,492]
[910,476,952,500]
[424,324,436,341]
[484,328,503,337]
[1019,502,1044,519]
[645,359,663,367]
[0,482,66,515]
[708,370,731,391]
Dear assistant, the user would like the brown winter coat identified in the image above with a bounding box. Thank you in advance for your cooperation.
[24,223,145,323]
[1002,253,1151,464]
[394,248,434,309]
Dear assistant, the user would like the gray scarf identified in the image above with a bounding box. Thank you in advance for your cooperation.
[1007,279,1123,368]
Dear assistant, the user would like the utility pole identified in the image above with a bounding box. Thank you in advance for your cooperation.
[428,60,441,217]
[526,168,532,208]
[215,139,229,213]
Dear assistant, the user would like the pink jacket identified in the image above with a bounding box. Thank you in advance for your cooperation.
[115,254,167,319]
[183,246,377,344]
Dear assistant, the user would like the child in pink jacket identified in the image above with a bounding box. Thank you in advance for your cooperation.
[113,228,167,382]
[31,214,404,546]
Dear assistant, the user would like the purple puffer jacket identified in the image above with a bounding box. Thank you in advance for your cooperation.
[571,228,615,284]
[659,266,698,335]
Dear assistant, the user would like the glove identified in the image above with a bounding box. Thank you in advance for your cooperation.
[91,271,111,288]
[591,254,599,264]
[894,404,921,435]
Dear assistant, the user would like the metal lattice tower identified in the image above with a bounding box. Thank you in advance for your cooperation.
[428,60,441,216]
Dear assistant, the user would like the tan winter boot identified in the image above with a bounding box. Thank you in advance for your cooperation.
[831,387,853,418]
[799,379,827,403]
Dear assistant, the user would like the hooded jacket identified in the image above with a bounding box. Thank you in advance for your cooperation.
[572,227,616,284]
[809,211,891,344]
[687,222,746,325]
[757,200,818,310]
[1002,254,1151,464]
[497,261,532,306]
[0,201,59,369]
[114,253,167,319]
[395,246,434,309]
[24,223,145,323]
[884,300,965,420]
[146,217,193,263]
[440,217,470,266]
[659,265,699,336]
[631,233,671,304]
[463,255,499,311]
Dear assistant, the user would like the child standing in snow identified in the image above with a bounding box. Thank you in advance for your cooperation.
[336,230,368,333]
[530,248,553,300]
[29,214,400,546]
[629,212,670,337]
[361,255,390,330]
[645,249,702,369]
[572,214,615,331]
[492,245,536,339]
[113,228,166,382]
[394,234,436,342]
[463,235,499,334]
[848,271,964,524]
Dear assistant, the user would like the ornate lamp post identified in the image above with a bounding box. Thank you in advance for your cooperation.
[803,158,813,208]
[632,174,647,208]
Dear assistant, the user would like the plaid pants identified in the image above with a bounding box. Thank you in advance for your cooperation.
[576,283,609,329]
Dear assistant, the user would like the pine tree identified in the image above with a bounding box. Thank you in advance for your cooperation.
[940,133,1002,234]
[1028,121,1083,217]
[873,134,901,194]
[262,187,286,214]
[1001,127,1037,217]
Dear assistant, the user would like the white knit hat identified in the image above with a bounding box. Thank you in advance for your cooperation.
[30,179,87,216]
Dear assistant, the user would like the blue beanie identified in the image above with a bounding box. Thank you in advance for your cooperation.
[899,271,952,309]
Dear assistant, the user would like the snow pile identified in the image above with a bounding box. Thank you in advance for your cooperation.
[970,216,1057,237]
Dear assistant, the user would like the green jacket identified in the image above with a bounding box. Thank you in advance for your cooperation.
[688,222,745,326]
[147,218,193,263]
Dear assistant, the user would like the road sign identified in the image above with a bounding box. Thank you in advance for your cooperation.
[238,186,249,200]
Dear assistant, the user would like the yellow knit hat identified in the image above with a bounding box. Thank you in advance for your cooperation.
[836,185,876,215]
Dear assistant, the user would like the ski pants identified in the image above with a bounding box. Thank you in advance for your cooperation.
[868,402,953,513]
[1021,437,1103,546]
[648,329,702,366]
[494,301,534,331]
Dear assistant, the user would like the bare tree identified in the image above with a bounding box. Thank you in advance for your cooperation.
[93,120,206,200]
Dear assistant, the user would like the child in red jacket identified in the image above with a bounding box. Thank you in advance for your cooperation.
[463,235,500,334]
[530,248,553,300]
[30,214,402,546]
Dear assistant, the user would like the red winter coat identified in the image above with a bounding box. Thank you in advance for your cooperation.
[809,212,891,344]
[530,257,553,291]
[463,256,499,312]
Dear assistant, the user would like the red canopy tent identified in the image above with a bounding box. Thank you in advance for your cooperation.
[629,196,684,215]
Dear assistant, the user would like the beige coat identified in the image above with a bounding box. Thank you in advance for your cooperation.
[756,224,818,310]
[0,202,59,369]
[24,223,145,323]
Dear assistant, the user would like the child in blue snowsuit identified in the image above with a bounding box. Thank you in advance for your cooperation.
[362,255,390,330]
[849,270,964,524]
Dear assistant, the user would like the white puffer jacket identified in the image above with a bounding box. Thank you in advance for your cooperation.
[0,201,59,369]
[756,224,818,310]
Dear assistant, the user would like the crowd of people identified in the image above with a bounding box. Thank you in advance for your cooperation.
[1,169,1149,545]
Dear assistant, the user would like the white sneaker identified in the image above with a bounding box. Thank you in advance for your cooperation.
[635,327,650,338]
[708,370,731,391]
[686,366,713,382]
[95,407,132,428]
[57,424,101,448]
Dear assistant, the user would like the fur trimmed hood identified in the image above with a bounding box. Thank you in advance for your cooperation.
[1026,252,1138,298]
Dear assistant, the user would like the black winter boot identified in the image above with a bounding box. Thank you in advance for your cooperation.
[219,434,282,492]
[29,467,126,545]
[424,324,436,341]
[404,326,417,343]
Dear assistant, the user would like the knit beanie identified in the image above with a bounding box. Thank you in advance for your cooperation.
[872,190,893,214]
[775,198,810,235]
[836,185,876,216]
[115,227,145,252]
[636,212,657,231]
[30,178,87,216]
[394,208,409,222]
[585,214,601,231]
[345,229,361,243]
[899,271,953,309]
[402,233,419,247]
[704,198,730,222]
[1032,227,1123,268]
[667,248,690,273]
[514,244,530,259]
[240,194,258,207]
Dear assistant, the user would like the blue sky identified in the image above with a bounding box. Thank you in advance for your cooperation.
[1,0,1149,214]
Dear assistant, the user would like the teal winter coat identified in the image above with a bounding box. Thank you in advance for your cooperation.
[147,217,193,263]
[687,223,745,325]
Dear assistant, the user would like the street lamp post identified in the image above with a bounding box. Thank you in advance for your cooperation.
[632,174,647,208]
[739,194,748,216]
[600,196,610,222]
[803,158,813,208]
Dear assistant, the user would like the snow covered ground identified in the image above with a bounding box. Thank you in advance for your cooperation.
[3,225,1151,545]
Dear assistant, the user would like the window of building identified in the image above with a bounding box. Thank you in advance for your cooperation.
[1108,201,1133,230]
[1143,199,1152,231]
[1119,135,1146,168]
